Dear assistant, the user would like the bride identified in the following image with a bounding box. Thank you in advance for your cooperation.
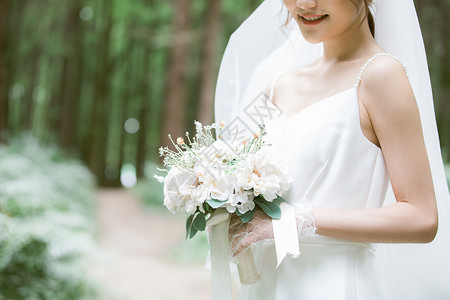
[215,0,450,299]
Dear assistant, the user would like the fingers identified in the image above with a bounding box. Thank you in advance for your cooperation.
[232,230,265,257]
[228,211,275,258]
[229,214,242,233]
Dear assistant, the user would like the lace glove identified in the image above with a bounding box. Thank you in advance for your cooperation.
[229,204,318,259]
[294,203,318,238]
[229,208,274,259]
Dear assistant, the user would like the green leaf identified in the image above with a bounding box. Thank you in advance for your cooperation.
[272,195,285,205]
[189,226,199,239]
[185,214,195,240]
[254,196,282,220]
[204,202,212,213]
[193,212,206,231]
[206,198,227,209]
[236,208,256,223]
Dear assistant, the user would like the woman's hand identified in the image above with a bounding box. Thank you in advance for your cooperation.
[228,208,274,258]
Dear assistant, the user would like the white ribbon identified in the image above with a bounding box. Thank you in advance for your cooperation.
[207,208,232,300]
[272,202,300,267]
[207,203,299,299]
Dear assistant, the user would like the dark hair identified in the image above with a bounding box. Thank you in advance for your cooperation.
[364,0,375,37]
[354,0,375,37]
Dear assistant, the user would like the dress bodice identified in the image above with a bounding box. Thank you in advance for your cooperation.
[263,53,406,212]
[237,53,408,300]
[265,86,389,211]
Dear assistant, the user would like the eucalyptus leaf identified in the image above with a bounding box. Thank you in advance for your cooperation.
[206,198,227,209]
[236,208,256,223]
[185,213,195,240]
[272,195,285,205]
[204,202,212,213]
[193,212,206,231]
[255,197,282,220]
[189,225,199,239]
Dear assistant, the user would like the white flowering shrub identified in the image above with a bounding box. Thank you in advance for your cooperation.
[0,135,98,300]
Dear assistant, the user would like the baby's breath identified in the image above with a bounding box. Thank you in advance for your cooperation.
[157,121,268,176]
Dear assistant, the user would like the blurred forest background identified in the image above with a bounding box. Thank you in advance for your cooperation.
[0,0,268,187]
[0,0,449,299]
[0,0,448,187]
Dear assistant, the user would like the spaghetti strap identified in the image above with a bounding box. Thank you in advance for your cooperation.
[354,52,409,88]
[268,73,283,102]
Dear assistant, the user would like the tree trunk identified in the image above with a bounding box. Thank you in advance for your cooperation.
[87,1,112,185]
[136,47,150,179]
[0,0,8,139]
[23,50,40,130]
[197,0,221,125]
[112,38,136,187]
[160,0,192,149]
[58,0,83,151]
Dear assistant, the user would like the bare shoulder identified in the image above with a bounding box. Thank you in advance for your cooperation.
[266,61,318,103]
[359,55,415,112]
[264,68,298,102]
[265,60,318,103]
[358,54,423,152]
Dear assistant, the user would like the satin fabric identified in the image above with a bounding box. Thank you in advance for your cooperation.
[216,0,450,298]
[238,63,390,299]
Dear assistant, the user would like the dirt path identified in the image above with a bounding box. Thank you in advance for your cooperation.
[89,188,211,300]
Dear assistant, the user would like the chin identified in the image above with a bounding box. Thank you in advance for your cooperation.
[294,24,325,44]
[302,36,323,44]
[299,31,324,44]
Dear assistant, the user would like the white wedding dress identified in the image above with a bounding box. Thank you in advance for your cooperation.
[237,53,396,300]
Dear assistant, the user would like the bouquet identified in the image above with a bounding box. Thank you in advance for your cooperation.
[155,120,291,284]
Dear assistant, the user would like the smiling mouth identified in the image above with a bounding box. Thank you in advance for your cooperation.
[298,14,329,25]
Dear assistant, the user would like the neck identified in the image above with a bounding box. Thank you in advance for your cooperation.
[322,18,378,62]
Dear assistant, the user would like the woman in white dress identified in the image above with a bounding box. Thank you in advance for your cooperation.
[215,0,450,299]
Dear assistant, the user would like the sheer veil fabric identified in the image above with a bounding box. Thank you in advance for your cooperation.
[214,0,450,298]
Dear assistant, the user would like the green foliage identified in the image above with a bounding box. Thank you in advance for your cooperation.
[0,135,98,300]
[185,211,207,239]
[254,195,284,220]
[206,198,227,209]
[236,208,255,223]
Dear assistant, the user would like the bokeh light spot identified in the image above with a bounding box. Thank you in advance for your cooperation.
[120,164,137,188]
[79,7,94,21]
[10,83,25,98]
[124,118,140,134]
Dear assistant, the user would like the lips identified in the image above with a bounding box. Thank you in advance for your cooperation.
[298,14,329,26]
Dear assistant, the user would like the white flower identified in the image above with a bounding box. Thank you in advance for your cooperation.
[222,186,256,214]
[163,168,208,214]
[176,137,184,145]
[153,175,165,183]
[238,198,256,214]
[236,147,291,201]
[203,172,235,201]
[193,142,236,201]
[209,139,235,162]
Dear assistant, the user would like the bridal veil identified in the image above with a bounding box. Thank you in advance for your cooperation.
[214,0,450,298]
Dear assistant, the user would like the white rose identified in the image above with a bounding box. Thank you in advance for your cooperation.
[194,144,236,202]
[236,147,291,201]
[207,173,235,201]
[163,168,208,214]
